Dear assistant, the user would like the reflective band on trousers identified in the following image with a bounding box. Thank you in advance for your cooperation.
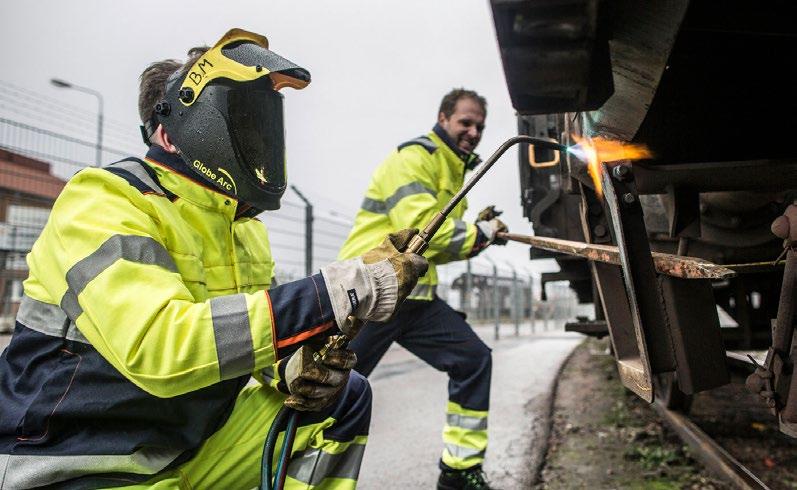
[443,443,486,461]
[408,283,436,299]
[0,447,183,489]
[446,220,468,255]
[16,294,88,343]
[286,443,366,486]
[60,235,177,321]
[210,293,255,380]
[360,182,436,215]
[446,412,488,431]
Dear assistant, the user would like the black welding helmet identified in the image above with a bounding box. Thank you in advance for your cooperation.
[154,28,310,210]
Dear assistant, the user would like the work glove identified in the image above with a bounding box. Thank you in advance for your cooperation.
[321,228,428,336]
[771,203,797,245]
[475,205,509,246]
[272,345,357,412]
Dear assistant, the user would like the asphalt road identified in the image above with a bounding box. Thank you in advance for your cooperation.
[357,323,582,489]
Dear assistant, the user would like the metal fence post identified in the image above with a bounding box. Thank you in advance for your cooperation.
[528,273,535,334]
[484,256,499,340]
[493,264,499,340]
[465,259,472,318]
[290,185,313,277]
[512,268,519,336]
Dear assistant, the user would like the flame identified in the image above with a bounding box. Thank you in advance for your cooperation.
[568,135,652,199]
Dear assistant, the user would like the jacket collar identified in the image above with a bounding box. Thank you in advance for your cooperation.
[432,123,481,170]
[143,145,241,218]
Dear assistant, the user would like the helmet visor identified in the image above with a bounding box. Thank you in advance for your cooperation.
[226,85,286,195]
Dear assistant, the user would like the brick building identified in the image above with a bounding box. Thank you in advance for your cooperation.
[0,148,66,332]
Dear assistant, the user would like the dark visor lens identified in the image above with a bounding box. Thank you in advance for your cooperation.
[226,86,286,191]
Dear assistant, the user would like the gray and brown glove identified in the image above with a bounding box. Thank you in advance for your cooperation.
[320,228,428,336]
[273,345,357,411]
[475,205,508,246]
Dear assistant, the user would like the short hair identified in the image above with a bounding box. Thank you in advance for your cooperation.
[138,46,209,123]
[438,88,487,119]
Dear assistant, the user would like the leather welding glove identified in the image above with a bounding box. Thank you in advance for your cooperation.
[771,203,797,244]
[321,228,428,336]
[277,345,357,412]
[479,218,508,245]
[475,205,509,246]
[477,205,502,222]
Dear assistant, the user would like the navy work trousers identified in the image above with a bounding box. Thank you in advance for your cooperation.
[349,296,492,413]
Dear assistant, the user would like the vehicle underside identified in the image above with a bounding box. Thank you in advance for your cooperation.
[490,0,797,435]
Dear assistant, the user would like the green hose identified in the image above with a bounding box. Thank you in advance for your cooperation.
[261,406,290,490]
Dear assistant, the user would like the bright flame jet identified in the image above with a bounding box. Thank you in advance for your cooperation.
[568,135,653,198]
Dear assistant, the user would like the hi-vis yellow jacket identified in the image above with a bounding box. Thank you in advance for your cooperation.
[0,145,338,487]
[339,125,484,301]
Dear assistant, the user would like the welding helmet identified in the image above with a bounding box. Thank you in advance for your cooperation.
[152,28,310,210]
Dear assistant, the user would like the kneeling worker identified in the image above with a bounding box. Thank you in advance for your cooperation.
[0,29,426,489]
[339,89,507,490]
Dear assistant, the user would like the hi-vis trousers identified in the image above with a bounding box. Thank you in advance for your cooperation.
[127,373,372,489]
[349,297,492,470]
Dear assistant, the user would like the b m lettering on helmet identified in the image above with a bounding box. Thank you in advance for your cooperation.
[188,58,214,86]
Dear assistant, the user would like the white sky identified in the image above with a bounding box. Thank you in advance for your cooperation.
[1,0,561,280]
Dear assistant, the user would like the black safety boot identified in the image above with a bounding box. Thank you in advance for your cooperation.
[437,465,492,490]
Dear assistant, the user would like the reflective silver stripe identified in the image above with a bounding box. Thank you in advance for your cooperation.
[60,235,177,321]
[446,413,488,431]
[360,197,387,214]
[408,283,436,299]
[286,443,366,486]
[446,220,468,256]
[17,294,88,343]
[210,294,255,380]
[0,447,183,489]
[444,443,486,460]
[360,182,436,215]
[110,160,167,195]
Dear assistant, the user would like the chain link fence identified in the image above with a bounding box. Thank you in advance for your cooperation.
[0,79,583,334]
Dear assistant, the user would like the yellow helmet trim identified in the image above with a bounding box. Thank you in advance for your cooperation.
[178,28,308,107]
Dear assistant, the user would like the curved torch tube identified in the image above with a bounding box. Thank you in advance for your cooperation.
[406,135,569,254]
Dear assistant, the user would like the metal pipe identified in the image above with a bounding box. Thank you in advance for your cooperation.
[406,136,568,254]
[496,232,735,280]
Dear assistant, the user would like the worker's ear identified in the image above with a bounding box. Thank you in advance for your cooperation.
[153,124,179,154]
[437,111,448,126]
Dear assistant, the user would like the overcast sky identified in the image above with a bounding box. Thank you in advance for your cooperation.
[1,0,561,280]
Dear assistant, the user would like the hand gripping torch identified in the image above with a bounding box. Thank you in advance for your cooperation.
[261,135,568,490]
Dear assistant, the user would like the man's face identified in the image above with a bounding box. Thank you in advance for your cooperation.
[438,97,486,154]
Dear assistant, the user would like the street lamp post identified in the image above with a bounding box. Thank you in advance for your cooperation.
[50,78,104,167]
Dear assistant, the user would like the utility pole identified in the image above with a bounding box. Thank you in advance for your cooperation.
[50,78,104,167]
[290,185,313,277]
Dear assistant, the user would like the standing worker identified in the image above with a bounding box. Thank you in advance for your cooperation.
[338,89,507,490]
[0,29,427,489]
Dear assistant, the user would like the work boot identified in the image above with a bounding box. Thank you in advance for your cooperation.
[437,465,492,490]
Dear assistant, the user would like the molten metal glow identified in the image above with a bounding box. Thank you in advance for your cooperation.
[568,135,652,198]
